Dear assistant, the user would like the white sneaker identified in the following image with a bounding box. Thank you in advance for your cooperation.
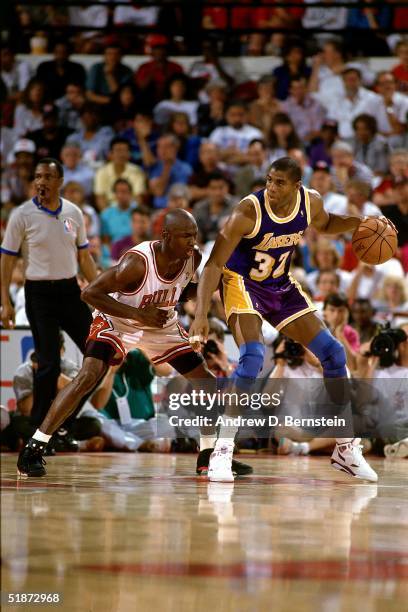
[331,440,378,482]
[384,438,408,458]
[208,444,234,482]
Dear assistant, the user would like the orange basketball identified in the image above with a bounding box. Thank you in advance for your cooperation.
[352,218,397,265]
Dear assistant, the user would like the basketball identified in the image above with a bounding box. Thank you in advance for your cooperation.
[352,218,398,265]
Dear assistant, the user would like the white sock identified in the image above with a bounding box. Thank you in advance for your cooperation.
[200,435,217,451]
[33,429,51,443]
[215,425,237,449]
[336,438,360,446]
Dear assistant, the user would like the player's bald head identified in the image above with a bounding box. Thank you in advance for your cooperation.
[163,208,197,233]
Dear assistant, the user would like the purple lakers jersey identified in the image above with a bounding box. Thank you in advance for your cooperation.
[226,187,311,287]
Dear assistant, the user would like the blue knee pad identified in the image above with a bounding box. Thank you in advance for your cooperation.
[307,329,347,378]
[232,341,265,389]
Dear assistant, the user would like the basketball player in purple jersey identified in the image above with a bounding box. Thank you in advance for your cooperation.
[190,157,395,482]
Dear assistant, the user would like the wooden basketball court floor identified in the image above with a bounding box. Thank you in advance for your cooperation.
[1,453,407,612]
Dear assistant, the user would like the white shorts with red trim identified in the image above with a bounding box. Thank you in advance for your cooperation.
[87,313,196,366]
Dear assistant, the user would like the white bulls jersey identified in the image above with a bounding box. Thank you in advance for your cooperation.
[106,240,196,334]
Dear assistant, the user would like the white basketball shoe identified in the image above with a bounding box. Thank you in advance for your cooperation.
[208,444,234,482]
[331,439,378,482]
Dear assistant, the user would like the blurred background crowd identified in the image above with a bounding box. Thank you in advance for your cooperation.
[1,1,407,457]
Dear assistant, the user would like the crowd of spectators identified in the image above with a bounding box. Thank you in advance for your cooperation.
[1,20,407,457]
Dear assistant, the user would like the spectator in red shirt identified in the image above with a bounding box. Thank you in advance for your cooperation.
[373,149,408,207]
[134,34,183,106]
[392,40,408,94]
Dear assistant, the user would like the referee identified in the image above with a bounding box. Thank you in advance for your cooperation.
[1,158,97,445]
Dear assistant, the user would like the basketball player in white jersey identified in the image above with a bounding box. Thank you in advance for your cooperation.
[17,210,252,478]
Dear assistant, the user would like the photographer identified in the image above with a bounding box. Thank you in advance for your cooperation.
[353,323,408,453]
[269,335,336,456]
[270,335,321,380]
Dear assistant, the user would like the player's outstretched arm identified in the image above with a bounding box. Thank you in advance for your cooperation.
[189,200,256,348]
[309,190,396,235]
[81,252,169,328]
[309,190,363,235]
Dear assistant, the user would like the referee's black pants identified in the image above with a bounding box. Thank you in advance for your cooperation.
[24,278,93,428]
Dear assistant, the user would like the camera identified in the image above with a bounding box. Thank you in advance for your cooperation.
[369,324,407,368]
[275,337,305,368]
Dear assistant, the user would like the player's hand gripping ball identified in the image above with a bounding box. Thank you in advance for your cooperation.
[352,217,398,265]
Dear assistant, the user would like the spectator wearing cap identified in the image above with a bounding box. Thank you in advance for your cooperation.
[65,103,114,164]
[94,137,146,211]
[234,139,270,197]
[111,207,151,262]
[86,44,133,107]
[330,140,374,193]
[14,78,47,138]
[193,173,236,244]
[326,67,388,140]
[134,35,183,106]
[120,111,159,168]
[36,41,86,100]
[351,114,390,176]
[310,160,347,214]
[100,178,138,246]
[1,158,97,432]
[2,139,36,207]
[209,100,263,174]
[281,76,326,144]
[27,104,73,160]
[151,183,191,239]
[308,120,339,167]
[375,71,408,144]
[61,143,94,198]
[55,82,86,131]
[248,75,281,141]
[196,80,228,138]
[148,134,193,209]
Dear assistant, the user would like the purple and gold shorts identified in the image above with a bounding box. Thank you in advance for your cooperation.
[222,267,316,331]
